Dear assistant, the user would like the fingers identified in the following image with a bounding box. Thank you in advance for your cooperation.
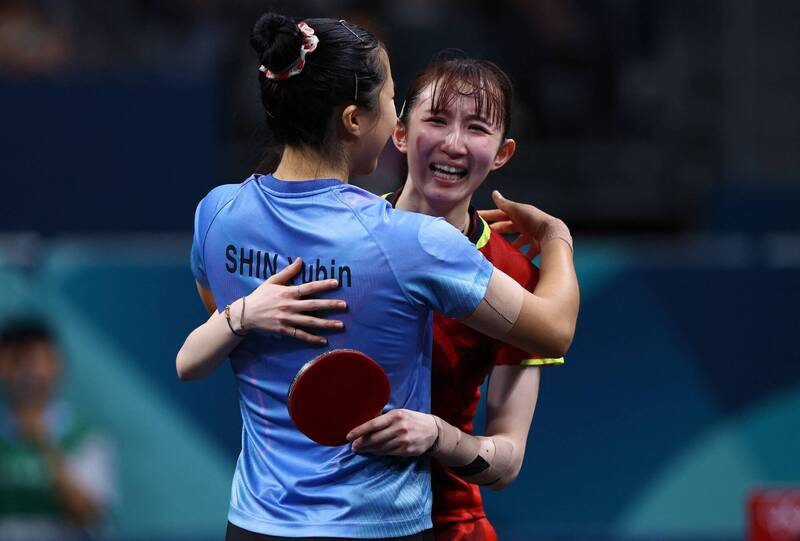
[353,439,407,456]
[289,328,328,346]
[488,221,518,234]
[491,190,528,221]
[352,425,399,450]
[266,258,303,285]
[347,413,393,442]
[293,298,347,312]
[491,190,511,210]
[295,279,340,298]
[477,208,509,223]
[284,314,344,330]
[512,235,530,250]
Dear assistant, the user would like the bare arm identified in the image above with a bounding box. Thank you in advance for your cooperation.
[176,258,347,380]
[481,365,540,490]
[347,366,540,491]
[464,191,579,357]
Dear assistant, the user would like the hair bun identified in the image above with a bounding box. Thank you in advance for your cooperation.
[250,13,303,73]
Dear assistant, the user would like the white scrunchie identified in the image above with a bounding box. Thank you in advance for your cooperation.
[258,21,319,80]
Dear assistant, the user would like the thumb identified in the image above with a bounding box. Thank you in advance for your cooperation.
[492,190,515,213]
[266,257,303,285]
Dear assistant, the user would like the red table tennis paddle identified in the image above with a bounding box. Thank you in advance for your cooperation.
[288,349,390,446]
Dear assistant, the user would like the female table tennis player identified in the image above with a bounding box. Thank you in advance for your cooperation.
[346,55,561,541]
[177,12,578,541]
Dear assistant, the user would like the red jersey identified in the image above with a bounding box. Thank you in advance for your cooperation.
[383,192,563,530]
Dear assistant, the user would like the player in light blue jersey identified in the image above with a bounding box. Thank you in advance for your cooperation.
[176,12,578,541]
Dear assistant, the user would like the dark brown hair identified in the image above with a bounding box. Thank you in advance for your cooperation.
[399,52,513,139]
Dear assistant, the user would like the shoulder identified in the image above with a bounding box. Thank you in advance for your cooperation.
[334,183,385,206]
[198,180,250,213]
[194,179,254,233]
[481,228,539,285]
[336,185,440,236]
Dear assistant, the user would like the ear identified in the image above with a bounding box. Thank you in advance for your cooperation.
[392,121,408,154]
[340,104,361,137]
[490,138,516,171]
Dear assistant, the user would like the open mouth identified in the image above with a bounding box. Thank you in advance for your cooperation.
[430,163,467,181]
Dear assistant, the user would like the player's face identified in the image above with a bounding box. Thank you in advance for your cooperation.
[352,50,397,176]
[401,82,509,211]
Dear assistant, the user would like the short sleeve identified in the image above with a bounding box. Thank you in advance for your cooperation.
[189,184,237,290]
[381,214,493,318]
[190,200,209,289]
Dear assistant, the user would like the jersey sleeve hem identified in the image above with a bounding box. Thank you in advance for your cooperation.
[519,357,565,366]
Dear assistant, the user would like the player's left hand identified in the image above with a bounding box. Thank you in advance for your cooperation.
[347,409,437,456]
[478,192,541,260]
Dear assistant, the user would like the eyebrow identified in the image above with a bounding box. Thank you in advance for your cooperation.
[464,113,492,124]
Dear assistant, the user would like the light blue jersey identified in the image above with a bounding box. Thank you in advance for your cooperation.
[190,174,493,538]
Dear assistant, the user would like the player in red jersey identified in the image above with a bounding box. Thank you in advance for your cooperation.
[347,54,572,541]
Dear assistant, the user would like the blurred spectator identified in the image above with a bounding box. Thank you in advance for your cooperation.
[0,320,115,541]
[0,0,69,76]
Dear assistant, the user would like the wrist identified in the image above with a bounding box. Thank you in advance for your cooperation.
[427,416,477,467]
[426,415,442,454]
[232,297,246,332]
[224,298,248,337]
[539,219,573,252]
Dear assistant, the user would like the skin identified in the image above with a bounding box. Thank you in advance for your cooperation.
[178,50,397,377]
[346,78,565,491]
[0,341,101,524]
[393,84,516,229]
[178,52,577,425]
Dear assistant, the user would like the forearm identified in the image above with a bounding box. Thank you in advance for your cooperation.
[476,196,580,356]
[176,298,245,380]
[530,235,580,345]
[462,259,577,357]
[498,236,579,356]
[428,416,521,489]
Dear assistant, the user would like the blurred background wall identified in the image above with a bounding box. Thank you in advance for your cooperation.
[1,0,797,539]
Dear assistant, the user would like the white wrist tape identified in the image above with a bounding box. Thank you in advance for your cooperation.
[460,268,524,339]
[428,416,516,486]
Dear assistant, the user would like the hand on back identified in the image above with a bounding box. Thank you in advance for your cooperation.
[244,258,347,345]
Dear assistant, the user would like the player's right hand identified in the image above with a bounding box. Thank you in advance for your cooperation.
[244,258,347,345]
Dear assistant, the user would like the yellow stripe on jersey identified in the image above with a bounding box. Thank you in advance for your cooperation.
[519,357,565,366]
[475,216,491,249]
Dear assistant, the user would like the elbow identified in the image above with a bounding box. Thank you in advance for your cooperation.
[486,459,523,492]
[531,331,572,359]
[483,438,523,492]
[554,324,575,357]
[486,471,518,492]
[542,320,575,358]
[175,352,194,381]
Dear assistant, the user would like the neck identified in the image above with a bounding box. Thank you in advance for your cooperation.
[273,146,350,183]
[395,176,472,234]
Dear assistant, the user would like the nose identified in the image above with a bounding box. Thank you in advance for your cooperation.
[440,125,467,157]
